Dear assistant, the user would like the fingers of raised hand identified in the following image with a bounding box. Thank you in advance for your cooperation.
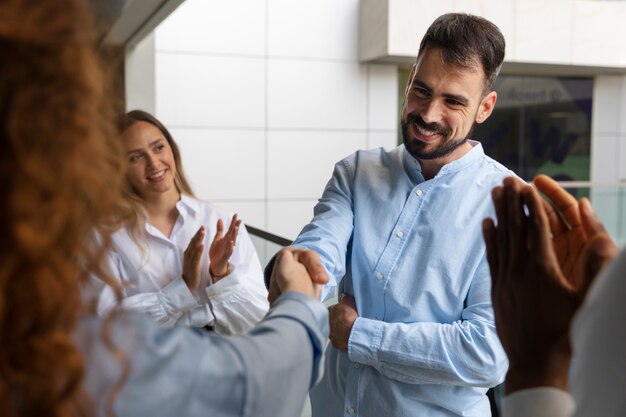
[227,214,241,235]
[534,174,580,233]
[214,218,224,239]
[482,218,498,287]
[503,177,528,256]
[185,227,205,256]
[522,185,553,256]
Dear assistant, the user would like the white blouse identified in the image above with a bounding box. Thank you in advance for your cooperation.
[97,195,269,335]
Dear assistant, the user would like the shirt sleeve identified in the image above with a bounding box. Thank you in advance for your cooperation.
[503,388,575,417]
[569,247,626,417]
[205,224,269,335]
[292,158,356,301]
[347,255,508,387]
[97,250,205,328]
[81,291,329,417]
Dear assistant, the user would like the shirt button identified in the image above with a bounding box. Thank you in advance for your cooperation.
[376,273,384,281]
[347,407,355,415]
[396,230,404,238]
[415,189,423,196]
[354,363,361,369]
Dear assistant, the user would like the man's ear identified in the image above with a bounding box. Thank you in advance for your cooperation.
[476,91,497,124]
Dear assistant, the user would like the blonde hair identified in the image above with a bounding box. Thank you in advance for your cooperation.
[0,0,127,415]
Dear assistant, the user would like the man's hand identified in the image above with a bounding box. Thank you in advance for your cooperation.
[267,247,329,304]
[482,176,617,394]
[328,294,358,351]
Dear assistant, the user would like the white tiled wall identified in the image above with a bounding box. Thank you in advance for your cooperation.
[145,0,397,242]
[156,54,266,128]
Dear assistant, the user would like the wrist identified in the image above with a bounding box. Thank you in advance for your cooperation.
[210,262,233,283]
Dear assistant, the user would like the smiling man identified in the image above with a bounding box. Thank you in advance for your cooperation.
[276,13,513,417]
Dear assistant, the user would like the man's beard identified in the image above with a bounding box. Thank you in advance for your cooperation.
[401,114,473,161]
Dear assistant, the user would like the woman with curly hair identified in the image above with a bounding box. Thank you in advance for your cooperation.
[97,109,268,334]
[0,0,328,416]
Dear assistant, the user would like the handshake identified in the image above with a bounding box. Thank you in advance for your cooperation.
[267,247,329,303]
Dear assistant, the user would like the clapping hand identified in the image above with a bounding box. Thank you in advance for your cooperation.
[182,214,242,290]
[209,213,241,282]
[482,176,617,393]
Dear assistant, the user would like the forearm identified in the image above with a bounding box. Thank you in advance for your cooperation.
[99,278,200,327]
[348,317,507,386]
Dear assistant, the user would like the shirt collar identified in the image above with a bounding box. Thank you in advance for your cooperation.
[403,140,484,182]
[176,194,200,218]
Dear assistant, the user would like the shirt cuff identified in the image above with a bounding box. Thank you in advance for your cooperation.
[160,278,200,311]
[503,387,575,417]
[348,317,383,365]
[205,266,243,299]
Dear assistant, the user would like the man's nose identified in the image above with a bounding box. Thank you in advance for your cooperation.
[420,99,443,124]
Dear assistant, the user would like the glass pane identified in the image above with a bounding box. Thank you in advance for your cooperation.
[474,76,593,184]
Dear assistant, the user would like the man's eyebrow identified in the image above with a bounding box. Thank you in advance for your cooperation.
[412,79,432,92]
[412,78,469,105]
[442,93,469,105]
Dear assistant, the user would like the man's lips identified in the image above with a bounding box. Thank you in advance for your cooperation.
[412,121,441,143]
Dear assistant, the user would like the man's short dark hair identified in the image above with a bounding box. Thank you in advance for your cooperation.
[417,13,505,92]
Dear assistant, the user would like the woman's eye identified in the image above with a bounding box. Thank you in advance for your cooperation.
[129,154,142,162]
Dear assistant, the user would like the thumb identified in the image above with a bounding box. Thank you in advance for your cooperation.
[339,293,357,310]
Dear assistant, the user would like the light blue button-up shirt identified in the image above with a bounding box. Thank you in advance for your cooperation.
[295,142,511,416]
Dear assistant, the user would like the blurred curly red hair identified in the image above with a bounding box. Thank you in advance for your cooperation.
[0,0,126,416]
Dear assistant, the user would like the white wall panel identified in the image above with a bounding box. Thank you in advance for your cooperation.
[268,0,359,60]
[591,133,620,182]
[267,200,320,240]
[368,131,398,150]
[514,0,573,64]
[156,53,266,128]
[573,2,626,67]
[215,201,267,231]
[268,130,366,199]
[592,76,622,136]
[268,60,368,129]
[155,0,266,55]
[170,128,266,200]
[367,64,399,130]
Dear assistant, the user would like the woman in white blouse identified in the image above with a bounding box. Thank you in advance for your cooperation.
[97,110,269,334]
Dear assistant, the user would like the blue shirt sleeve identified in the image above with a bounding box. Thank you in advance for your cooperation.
[78,292,329,417]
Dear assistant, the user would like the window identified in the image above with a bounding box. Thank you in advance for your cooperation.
[474,76,593,183]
